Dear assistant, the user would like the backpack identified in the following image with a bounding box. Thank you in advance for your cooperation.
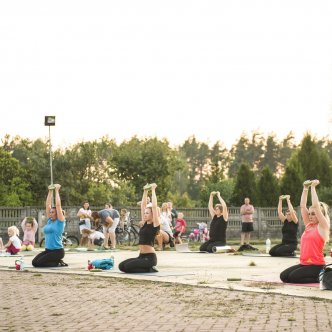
[319,263,332,290]
[91,258,114,270]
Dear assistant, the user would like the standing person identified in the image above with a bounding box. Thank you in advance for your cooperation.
[155,202,174,250]
[32,184,67,267]
[167,201,178,227]
[280,180,330,283]
[3,226,21,255]
[119,183,160,273]
[77,201,92,246]
[91,207,120,249]
[21,217,38,251]
[173,212,187,245]
[199,191,228,253]
[269,195,298,257]
[240,197,255,246]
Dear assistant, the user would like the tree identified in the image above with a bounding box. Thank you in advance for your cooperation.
[0,147,33,206]
[279,154,303,204]
[259,134,280,173]
[231,163,257,206]
[257,166,280,207]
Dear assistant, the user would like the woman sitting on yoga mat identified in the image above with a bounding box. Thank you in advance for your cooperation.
[32,184,67,267]
[280,179,330,283]
[119,183,160,273]
[199,191,228,253]
[269,195,298,257]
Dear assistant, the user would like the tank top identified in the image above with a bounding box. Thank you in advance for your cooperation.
[300,225,325,265]
[138,222,160,247]
[209,215,227,243]
[281,219,298,245]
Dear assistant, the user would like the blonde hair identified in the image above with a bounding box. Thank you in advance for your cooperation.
[8,226,19,237]
[318,202,330,242]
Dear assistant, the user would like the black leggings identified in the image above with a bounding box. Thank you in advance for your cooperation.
[280,264,324,283]
[269,243,297,257]
[32,248,65,267]
[200,240,226,253]
[118,253,157,273]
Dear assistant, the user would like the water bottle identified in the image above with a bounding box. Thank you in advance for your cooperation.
[265,238,271,254]
[319,269,325,290]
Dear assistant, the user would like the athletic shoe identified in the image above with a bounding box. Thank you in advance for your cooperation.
[149,266,159,273]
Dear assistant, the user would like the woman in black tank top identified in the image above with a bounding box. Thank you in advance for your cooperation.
[119,183,160,273]
[200,191,229,253]
[269,195,298,257]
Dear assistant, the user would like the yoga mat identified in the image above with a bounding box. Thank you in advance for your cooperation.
[241,253,299,258]
[212,245,232,253]
[175,243,207,253]
[107,270,196,277]
[0,253,23,257]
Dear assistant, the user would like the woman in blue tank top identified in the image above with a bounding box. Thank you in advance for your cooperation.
[32,184,67,267]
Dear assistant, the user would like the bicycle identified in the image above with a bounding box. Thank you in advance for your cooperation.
[39,231,79,248]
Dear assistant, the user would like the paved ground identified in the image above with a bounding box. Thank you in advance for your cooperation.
[1,249,332,331]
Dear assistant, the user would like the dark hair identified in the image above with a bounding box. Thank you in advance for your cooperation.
[91,211,99,220]
[83,201,90,210]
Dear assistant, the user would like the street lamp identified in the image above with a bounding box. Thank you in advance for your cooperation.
[44,116,56,186]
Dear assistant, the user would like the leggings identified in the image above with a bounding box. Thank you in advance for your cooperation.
[200,240,226,253]
[269,243,297,257]
[32,248,65,267]
[118,253,157,273]
[280,264,324,283]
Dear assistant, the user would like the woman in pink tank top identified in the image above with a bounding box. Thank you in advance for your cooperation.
[280,179,330,283]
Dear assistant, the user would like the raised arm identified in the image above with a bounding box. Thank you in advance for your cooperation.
[141,186,149,217]
[300,181,310,226]
[217,192,228,221]
[150,183,160,227]
[54,185,65,222]
[286,196,298,224]
[45,189,53,219]
[208,192,215,217]
[311,180,329,236]
[278,196,286,222]
[21,217,27,231]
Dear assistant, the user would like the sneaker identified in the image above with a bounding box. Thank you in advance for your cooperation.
[169,238,175,248]
[58,260,68,267]
[149,266,159,273]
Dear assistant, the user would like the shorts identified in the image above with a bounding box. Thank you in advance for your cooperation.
[22,240,35,246]
[103,218,120,233]
[241,222,254,233]
[79,219,91,233]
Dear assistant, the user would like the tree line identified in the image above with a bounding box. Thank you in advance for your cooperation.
[1,131,332,208]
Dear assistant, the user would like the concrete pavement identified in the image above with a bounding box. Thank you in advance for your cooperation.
[1,248,332,331]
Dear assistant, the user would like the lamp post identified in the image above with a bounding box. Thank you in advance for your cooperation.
[44,116,56,186]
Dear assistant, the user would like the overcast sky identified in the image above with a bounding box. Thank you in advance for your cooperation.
[1,1,332,149]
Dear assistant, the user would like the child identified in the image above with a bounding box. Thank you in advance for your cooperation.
[21,217,38,251]
[119,209,129,231]
[173,212,187,245]
[81,228,105,250]
[4,226,22,255]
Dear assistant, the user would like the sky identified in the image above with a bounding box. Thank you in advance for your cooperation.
[1,1,332,149]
